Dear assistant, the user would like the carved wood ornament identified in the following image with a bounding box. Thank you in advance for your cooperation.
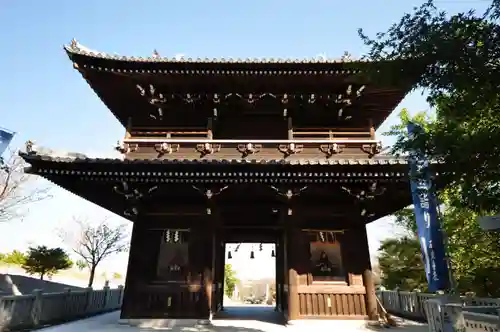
[341,182,385,219]
[113,181,158,218]
[192,185,229,214]
[269,185,308,216]
[115,141,138,154]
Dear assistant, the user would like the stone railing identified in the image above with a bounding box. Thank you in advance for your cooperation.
[0,284,124,331]
[376,290,500,332]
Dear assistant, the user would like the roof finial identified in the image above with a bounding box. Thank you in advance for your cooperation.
[70,39,78,49]
[152,49,160,58]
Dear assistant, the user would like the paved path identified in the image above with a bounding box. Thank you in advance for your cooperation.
[38,307,429,332]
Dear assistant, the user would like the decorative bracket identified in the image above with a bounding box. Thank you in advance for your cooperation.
[115,141,138,155]
[113,181,158,218]
[155,142,180,157]
[319,143,344,158]
[278,143,303,158]
[341,182,386,201]
[196,143,221,158]
[237,143,262,158]
[360,208,375,218]
[361,142,383,158]
[192,185,229,200]
[269,185,307,216]
[192,185,229,215]
[269,185,308,200]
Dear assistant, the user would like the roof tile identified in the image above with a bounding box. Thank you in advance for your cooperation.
[19,152,409,166]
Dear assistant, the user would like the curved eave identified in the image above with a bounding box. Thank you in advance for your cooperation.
[63,43,416,76]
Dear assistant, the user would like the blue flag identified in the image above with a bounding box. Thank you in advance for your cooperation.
[407,122,449,292]
[0,127,15,157]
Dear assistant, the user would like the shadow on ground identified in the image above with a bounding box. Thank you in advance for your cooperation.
[213,305,285,326]
[0,273,83,296]
[363,317,429,332]
[38,310,286,332]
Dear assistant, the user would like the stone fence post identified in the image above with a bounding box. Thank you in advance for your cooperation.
[117,285,124,307]
[103,281,110,310]
[63,288,72,317]
[85,287,93,313]
[30,289,43,328]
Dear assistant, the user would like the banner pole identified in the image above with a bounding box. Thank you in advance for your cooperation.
[435,198,457,294]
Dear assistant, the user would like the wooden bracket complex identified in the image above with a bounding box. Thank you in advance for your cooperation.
[361,142,383,158]
[113,182,158,218]
[319,143,344,158]
[196,117,220,157]
[279,117,303,158]
[237,143,262,158]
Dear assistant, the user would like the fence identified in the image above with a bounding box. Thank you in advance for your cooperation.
[0,284,123,331]
[376,290,500,332]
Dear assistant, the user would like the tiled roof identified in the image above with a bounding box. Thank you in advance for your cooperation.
[20,152,409,166]
[64,40,369,65]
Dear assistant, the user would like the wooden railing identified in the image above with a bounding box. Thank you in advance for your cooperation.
[376,290,500,332]
[0,285,123,331]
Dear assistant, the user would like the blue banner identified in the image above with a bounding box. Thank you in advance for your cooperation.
[407,122,449,292]
[0,127,15,157]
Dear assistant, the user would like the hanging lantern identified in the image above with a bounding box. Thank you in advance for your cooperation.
[250,250,255,259]
[259,243,263,251]
[271,249,275,258]
[228,251,232,259]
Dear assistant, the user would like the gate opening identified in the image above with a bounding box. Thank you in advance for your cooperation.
[214,242,284,324]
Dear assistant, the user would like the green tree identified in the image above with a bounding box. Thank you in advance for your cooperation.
[75,259,87,271]
[3,250,27,265]
[0,252,5,262]
[22,246,73,280]
[390,192,500,297]
[224,264,239,298]
[378,237,428,291]
[359,0,500,211]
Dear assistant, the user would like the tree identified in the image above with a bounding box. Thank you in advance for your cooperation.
[112,272,123,280]
[75,259,87,271]
[21,246,72,280]
[59,217,129,288]
[359,0,500,211]
[0,151,51,222]
[389,189,500,297]
[2,250,26,265]
[378,237,428,291]
[224,264,238,298]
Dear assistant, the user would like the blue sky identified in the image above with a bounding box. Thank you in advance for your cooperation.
[0,0,489,278]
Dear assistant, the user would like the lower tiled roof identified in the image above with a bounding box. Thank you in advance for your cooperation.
[19,152,409,166]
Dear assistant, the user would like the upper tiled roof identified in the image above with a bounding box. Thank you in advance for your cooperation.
[64,39,369,65]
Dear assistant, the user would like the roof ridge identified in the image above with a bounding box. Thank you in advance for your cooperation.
[64,39,371,64]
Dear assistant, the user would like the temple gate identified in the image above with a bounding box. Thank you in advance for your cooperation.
[20,41,417,323]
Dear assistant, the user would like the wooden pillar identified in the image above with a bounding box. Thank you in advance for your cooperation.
[120,219,163,319]
[358,224,378,321]
[190,221,214,320]
[285,211,300,321]
[120,221,141,319]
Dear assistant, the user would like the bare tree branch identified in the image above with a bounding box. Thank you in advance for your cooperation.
[58,216,130,287]
[0,150,51,222]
